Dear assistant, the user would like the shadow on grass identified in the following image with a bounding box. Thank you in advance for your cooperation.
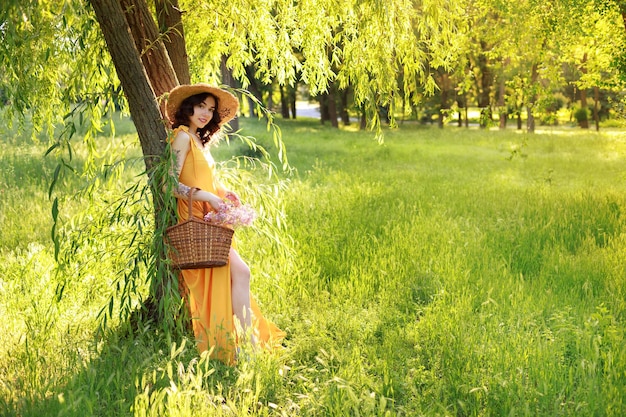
[3,307,239,417]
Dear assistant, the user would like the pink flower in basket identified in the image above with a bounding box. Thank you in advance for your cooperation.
[203,201,257,229]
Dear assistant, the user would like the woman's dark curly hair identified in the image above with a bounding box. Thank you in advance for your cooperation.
[172,92,222,145]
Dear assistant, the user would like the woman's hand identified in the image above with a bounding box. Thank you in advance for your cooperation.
[224,191,242,207]
[207,193,225,211]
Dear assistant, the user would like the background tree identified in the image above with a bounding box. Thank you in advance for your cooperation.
[563,2,625,130]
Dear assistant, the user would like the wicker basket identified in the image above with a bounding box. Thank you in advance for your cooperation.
[166,189,234,269]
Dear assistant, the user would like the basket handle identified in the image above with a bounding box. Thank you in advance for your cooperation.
[187,187,200,220]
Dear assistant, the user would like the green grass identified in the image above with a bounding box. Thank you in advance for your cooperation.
[1,116,625,416]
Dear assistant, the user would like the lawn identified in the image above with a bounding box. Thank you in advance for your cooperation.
[1,116,625,416]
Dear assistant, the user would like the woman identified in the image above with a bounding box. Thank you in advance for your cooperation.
[166,83,284,363]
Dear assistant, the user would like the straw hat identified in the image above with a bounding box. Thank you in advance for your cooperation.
[166,83,239,126]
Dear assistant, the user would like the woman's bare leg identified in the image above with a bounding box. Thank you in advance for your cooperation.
[229,248,255,345]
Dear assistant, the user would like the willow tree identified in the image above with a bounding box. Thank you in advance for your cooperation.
[561,3,625,130]
[0,0,459,326]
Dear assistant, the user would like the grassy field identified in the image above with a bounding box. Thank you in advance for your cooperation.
[1,116,625,416]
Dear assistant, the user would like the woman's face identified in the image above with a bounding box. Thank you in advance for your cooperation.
[189,95,216,130]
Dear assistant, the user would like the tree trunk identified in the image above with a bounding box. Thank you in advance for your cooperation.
[155,0,190,85]
[526,106,535,133]
[90,0,174,318]
[579,90,589,128]
[579,53,589,129]
[319,93,330,124]
[438,72,449,129]
[527,62,538,133]
[477,42,493,129]
[401,90,407,125]
[266,84,274,112]
[498,107,507,129]
[340,88,350,125]
[464,105,468,128]
[497,62,508,129]
[220,56,239,131]
[119,0,178,103]
[593,86,600,131]
[289,84,297,119]
[360,107,367,130]
[245,65,263,118]
[327,83,339,128]
[279,85,290,118]
[91,0,168,167]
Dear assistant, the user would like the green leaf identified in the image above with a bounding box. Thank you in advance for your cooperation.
[48,164,61,199]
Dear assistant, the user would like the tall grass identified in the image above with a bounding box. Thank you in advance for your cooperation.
[1,117,625,416]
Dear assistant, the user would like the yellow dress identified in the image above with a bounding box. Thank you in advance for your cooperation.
[172,126,285,364]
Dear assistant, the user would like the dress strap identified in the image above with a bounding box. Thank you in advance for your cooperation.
[168,125,190,144]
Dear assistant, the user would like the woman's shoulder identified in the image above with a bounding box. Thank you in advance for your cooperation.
[170,125,191,144]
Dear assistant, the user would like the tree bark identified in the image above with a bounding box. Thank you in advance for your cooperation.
[455,95,463,127]
[360,107,367,130]
[526,106,535,133]
[579,52,589,129]
[221,56,239,131]
[477,42,493,129]
[461,97,469,128]
[90,0,168,167]
[579,90,589,129]
[266,83,274,112]
[279,85,290,118]
[119,0,178,105]
[155,0,190,85]
[527,63,538,133]
[319,93,329,124]
[289,84,297,119]
[245,65,263,118]
[327,83,339,128]
[593,86,600,131]
[340,88,350,125]
[497,60,509,130]
[438,72,450,128]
